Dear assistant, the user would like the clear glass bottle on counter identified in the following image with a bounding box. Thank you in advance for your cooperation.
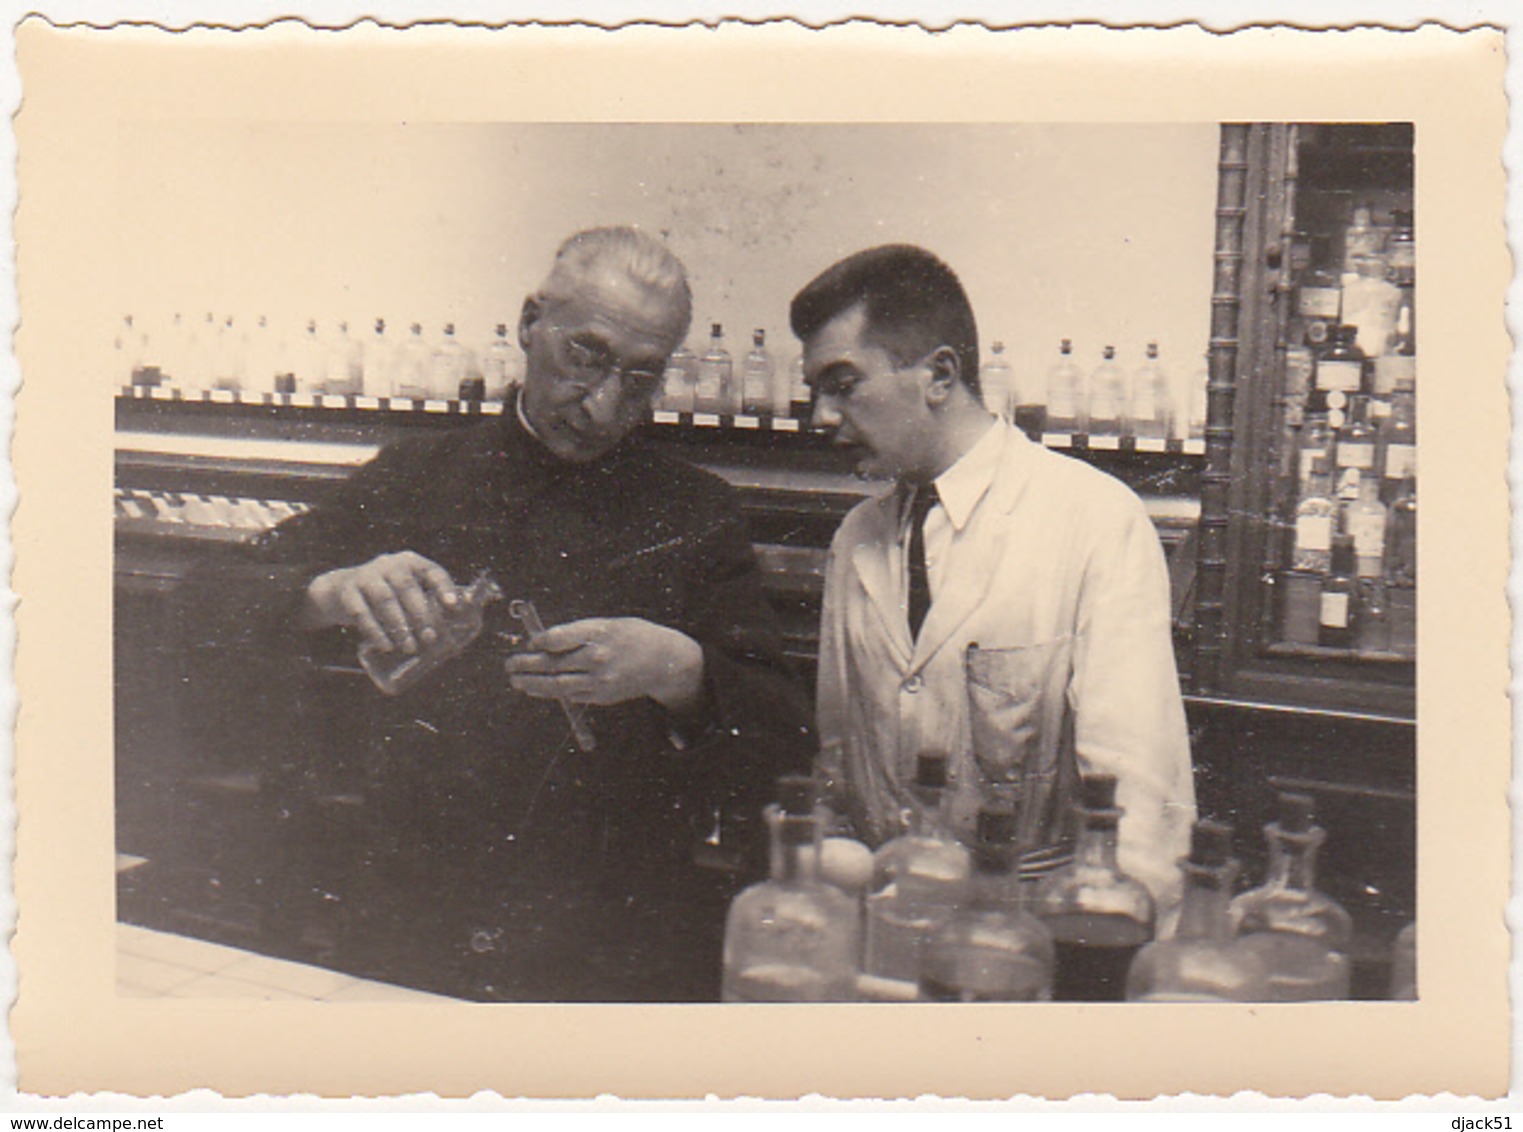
[695,322,734,415]
[1386,209,1416,289]
[363,318,394,398]
[979,340,1015,421]
[1044,338,1086,436]
[357,570,503,696]
[394,322,432,400]
[918,804,1054,1002]
[1230,792,1353,1001]
[1033,773,1155,1002]
[1126,820,1271,1002]
[741,328,774,416]
[721,775,861,1002]
[1086,345,1129,442]
[861,752,973,996]
[1131,341,1175,441]
[1379,388,1416,503]
[659,343,697,415]
[428,322,470,400]
[481,323,521,402]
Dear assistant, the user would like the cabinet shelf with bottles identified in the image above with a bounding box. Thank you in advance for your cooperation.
[1193,123,1417,721]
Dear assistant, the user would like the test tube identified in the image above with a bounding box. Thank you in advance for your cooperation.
[508,599,597,753]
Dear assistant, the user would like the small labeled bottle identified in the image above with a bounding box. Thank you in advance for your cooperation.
[918,805,1055,1002]
[1045,339,1086,436]
[1126,821,1271,1002]
[1086,345,1130,441]
[1313,326,1366,405]
[1379,388,1417,504]
[741,328,774,416]
[861,753,973,996]
[694,322,734,416]
[357,570,503,696]
[1334,396,1377,502]
[1318,534,1358,649]
[721,775,861,1002]
[1386,210,1416,289]
[323,320,363,396]
[1230,792,1353,1001]
[1130,341,1175,442]
[1292,464,1336,575]
[979,340,1015,421]
[1346,473,1388,580]
[1033,773,1155,1002]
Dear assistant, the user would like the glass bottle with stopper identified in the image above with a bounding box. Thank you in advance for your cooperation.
[1229,792,1353,1001]
[917,803,1055,1002]
[1032,772,1156,1002]
[721,775,861,1002]
[860,752,973,998]
[1125,820,1272,1002]
[357,570,503,696]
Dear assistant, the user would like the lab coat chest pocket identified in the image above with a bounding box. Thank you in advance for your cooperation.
[964,637,1073,827]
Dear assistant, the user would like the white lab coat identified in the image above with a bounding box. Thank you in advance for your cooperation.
[816,421,1196,913]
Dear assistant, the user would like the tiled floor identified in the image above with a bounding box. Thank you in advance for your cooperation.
[117,921,462,1003]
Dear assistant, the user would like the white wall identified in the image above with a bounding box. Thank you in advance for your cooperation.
[112,122,1219,396]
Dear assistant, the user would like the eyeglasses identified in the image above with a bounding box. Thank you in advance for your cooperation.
[549,325,666,408]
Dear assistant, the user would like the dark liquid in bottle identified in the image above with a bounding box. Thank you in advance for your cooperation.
[1044,912,1151,1002]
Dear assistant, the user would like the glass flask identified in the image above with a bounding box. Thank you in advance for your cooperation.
[918,804,1054,1002]
[1229,792,1353,1001]
[721,775,861,1002]
[357,570,503,696]
[1033,773,1155,1002]
[1126,820,1272,1002]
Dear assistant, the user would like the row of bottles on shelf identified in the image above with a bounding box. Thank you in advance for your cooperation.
[1291,205,1414,362]
[983,339,1209,445]
[657,323,807,419]
[721,762,1415,1003]
[115,313,528,402]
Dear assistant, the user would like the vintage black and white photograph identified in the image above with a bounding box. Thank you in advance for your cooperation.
[11,19,1510,1101]
[109,118,1416,1006]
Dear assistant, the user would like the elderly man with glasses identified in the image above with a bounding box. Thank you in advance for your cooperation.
[183,227,811,1002]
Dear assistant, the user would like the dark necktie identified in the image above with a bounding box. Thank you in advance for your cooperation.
[906,483,939,640]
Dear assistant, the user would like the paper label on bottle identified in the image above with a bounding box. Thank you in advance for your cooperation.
[1337,441,1375,470]
[1316,360,1363,392]
[1350,511,1387,557]
[1373,355,1416,394]
[1297,286,1343,319]
[1384,444,1417,479]
[1296,513,1333,553]
[1320,591,1350,629]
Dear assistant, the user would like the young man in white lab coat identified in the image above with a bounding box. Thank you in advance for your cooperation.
[791,244,1196,917]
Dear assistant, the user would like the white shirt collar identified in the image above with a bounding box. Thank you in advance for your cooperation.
[925,415,1003,533]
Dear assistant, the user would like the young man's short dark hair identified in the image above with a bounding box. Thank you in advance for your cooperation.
[789,244,981,396]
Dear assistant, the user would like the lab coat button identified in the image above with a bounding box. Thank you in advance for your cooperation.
[902,675,923,693]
